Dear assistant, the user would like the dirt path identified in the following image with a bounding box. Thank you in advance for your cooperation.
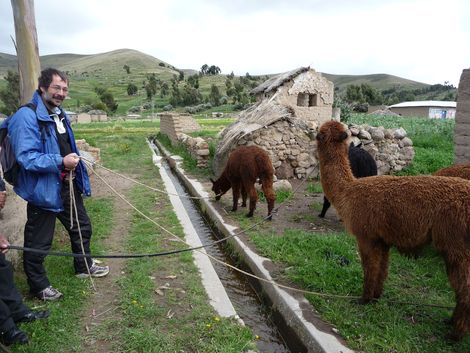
[80,169,135,352]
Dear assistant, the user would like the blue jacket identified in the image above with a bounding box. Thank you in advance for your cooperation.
[8,91,91,212]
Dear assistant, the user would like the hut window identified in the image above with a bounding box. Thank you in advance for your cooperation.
[297,93,319,107]
[309,94,318,106]
[297,93,309,107]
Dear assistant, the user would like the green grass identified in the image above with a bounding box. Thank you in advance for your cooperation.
[247,230,466,352]
[14,197,114,353]
[12,121,256,352]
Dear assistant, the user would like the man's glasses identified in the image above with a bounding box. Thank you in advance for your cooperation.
[49,85,69,94]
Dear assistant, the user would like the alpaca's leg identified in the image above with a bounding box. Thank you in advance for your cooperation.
[261,180,275,220]
[231,183,240,212]
[245,182,258,218]
[241,185,247,207]
[318,196,330,218]
[444,256,470,340]
[372,241,390,299]
[357,238,388,303]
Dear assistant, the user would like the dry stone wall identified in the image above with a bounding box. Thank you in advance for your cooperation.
[454,69,470,164]
[348,124,415,175]
[177,134,210,168]
[220,121,414,179]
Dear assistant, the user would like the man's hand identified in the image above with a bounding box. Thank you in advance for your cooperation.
[0,191,6,210]
[63,153,80,170]
[0,234,10,254]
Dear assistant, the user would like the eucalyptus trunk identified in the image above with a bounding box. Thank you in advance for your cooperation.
[11,0,40,104]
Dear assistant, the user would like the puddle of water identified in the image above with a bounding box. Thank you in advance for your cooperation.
[154,147,291,353]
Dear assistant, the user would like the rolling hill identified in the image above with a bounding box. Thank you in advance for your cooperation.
[0,48,430,93]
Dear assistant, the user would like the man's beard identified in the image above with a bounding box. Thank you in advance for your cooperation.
[46,94,64,107]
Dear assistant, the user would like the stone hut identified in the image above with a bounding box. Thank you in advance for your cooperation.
[213,67,334,179]
[212,67,415,179]
[453,69,470,164]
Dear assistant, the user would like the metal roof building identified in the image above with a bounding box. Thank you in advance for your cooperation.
[389,100,456,119]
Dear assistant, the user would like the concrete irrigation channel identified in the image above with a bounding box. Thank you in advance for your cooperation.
[149,139,354,353]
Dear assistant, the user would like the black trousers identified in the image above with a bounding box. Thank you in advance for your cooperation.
[0,255,29,333]
[23,181,93,294]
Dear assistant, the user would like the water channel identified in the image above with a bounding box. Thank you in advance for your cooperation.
[151,142,292,353]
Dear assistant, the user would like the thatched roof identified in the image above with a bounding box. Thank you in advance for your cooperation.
[212,98,310,177]
[250,67,309,95]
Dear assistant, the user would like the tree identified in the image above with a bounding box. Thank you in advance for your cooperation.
[178,70,184,81]
[207,65,221,75]
[11,0,41,104]
[94,86,118,113]
[99,91,118,113]
[123,64,130,74]
[127,83,138,96]
[180,84,202,106]
[187,74,199,89]
[345,85,364,103]
[160,82,169,97]
[200,64,208,75]
[0,71,21,114]
[208,84,221,106]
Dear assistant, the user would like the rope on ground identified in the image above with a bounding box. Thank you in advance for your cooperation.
[86,158,455,309]
[6,156,452,310]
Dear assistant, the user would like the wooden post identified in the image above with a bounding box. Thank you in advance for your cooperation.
[10,0,40,104]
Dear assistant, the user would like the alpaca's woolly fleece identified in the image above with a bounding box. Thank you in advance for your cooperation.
[211,145,275,219]
[316,120,470,341]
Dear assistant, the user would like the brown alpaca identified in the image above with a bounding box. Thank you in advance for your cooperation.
[434,164,470,180]
[316,120,470,341]
[211,145,275,220]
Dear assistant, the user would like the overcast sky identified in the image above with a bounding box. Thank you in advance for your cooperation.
[1,0,469,86]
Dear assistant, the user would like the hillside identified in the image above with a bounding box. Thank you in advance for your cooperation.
[321,73,428,94]
[0,48,431,92]
[1,48,452,116]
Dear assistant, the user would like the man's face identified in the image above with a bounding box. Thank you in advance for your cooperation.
[41,74,68,108]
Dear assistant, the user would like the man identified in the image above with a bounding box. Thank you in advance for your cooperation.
[0,188,49,346]
[8,68,109,301]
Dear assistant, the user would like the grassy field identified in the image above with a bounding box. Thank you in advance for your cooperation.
[11,114,461,352]
[13,124,256,353]
[156,113,465,352]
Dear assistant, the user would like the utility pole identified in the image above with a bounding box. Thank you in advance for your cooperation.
[10,0,41,104]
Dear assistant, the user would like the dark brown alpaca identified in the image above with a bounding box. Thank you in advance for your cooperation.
[434,164,470,180]
[316,120,470,341]
[211,145,275,220]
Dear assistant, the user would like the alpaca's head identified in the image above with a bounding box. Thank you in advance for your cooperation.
[316,121,349,150]
[210,177,225,200]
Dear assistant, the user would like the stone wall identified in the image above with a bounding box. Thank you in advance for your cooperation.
[224,121,414,179]
[159,113,201,145]
[348,124,415,175]
[454,69,470,164]
[177,133,210,168]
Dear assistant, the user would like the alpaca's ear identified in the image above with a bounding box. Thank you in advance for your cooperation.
[340,131,348,141]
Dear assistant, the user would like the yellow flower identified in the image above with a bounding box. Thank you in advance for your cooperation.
[206,324,212,328]
[214,317,220,322]
[132,300,137,305]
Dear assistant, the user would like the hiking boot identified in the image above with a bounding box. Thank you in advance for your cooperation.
[0,326,28,345]
[35,286,63,301]
[75,262,109,279]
